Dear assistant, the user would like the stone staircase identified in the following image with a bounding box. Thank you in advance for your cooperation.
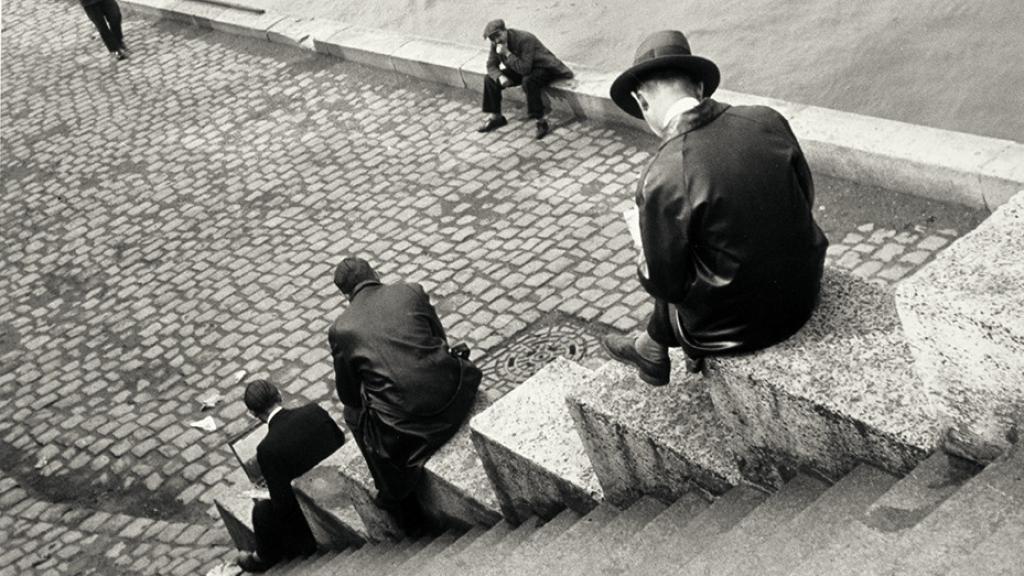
[261,448,1023,575]
[214,192,1023,574]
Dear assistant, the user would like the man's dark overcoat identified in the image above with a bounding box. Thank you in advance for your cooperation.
[328,281,480,502]
[637,98,829,356]
[486,28,573,82]
[253,403,345,563]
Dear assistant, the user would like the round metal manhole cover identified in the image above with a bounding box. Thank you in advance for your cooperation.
[482,323,600,391]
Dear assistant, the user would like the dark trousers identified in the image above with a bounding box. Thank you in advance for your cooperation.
[251,499,316,565]
[646,298,708,359]
[481,68,565,119]
[82,0,124,53]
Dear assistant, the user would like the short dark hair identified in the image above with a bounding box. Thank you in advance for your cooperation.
[333,256,378,295]
[244,379,281,415]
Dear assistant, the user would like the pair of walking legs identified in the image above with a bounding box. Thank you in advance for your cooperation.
[82,0,127,56]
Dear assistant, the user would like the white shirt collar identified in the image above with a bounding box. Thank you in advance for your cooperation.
[663,97,701,128]
[266,406,283,424]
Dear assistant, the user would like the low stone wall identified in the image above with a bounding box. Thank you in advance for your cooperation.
[897,189,1024,451]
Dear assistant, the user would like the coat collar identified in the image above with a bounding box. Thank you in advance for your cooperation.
[660,98,730,145]
[350,280,382,299]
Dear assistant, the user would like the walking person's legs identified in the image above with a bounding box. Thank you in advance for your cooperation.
[82,2,118,53]
[99,0,126,52]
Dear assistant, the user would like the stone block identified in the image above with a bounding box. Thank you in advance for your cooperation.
[557,68,647,132]
[566,359,743,507]
[314,25,410,71]
[391,39,482,90]
[786,105,1017,209]
[419,396,503,528]
[470,358,603,522]
[265,17,351,52]
[896,190,1024,451]
[206,8,286,41]
[292,476,367,550]
[297,442,402,542]
[708,269,940,484]
[979,146,1024,209]
[458,49,494,99]
[211,491,256,552]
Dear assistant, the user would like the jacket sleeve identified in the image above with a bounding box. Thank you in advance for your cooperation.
[411,284,448,342]
[486,44,502,81]
[636,150,696,301]
[328,326,362,409]
[777,114,814,207]
[503,33,536,76]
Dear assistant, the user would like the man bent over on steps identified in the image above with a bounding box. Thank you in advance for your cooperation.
[477,19,573,140]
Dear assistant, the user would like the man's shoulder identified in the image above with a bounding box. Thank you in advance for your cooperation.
[719,103,788,130]
[509,28,540,44]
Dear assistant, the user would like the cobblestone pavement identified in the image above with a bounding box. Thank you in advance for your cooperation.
[1,1,987,573]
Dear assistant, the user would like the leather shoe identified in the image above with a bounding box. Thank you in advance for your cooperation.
[601,333,670,386]
[477,115,508,133]
[236,551,272,573]
[535,119,550,140]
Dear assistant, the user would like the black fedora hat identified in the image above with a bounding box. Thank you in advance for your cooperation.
[610,30,720,119]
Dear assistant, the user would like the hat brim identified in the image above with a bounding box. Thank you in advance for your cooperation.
[610,55,720,118]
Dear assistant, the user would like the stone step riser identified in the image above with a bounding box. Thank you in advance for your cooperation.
[469,358,603,523]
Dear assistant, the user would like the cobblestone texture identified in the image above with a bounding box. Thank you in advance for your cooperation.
[1,1,985,574]
[0,473,235,575]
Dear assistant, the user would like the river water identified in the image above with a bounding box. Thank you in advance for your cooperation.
[254,0,1024,142]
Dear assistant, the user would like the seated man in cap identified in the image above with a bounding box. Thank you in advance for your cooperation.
[602,30,828,385]
[236,379,346,573]
[328,257,481,534]
[477,19,574,140]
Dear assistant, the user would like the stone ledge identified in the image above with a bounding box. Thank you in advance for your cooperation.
[470,357,603,522]
[418,396,503,529]
[291,456,369,550]
[707,269,940,483]
[121,0,1024,210]
[566,359,744,506]
[311,25,410,71]
[896,190,1024,451]
[294,442,402,542]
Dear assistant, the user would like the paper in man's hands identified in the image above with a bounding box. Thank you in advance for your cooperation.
[622,206,642,249]
[623,206,648,276]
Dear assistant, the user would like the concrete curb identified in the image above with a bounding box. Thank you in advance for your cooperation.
[121,0,1024,210]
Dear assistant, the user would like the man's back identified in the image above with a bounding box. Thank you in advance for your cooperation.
[258,404,345,481]
[330,282,464,423]
[255,403,345,560]
[640,99,828,352]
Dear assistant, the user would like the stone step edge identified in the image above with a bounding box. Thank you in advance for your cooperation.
[121,0,1023,211]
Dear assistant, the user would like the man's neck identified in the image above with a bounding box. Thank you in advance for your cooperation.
[266,405,283,424]
[660,96,701,133]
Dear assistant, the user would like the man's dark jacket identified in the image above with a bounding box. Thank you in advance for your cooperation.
[254,404,345,562]
[637,98,828,355]
[328,281,480,501]
[486,28,573,81]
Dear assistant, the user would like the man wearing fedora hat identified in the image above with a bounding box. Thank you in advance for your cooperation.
[601,30,828,386]
[477,19,574,140]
